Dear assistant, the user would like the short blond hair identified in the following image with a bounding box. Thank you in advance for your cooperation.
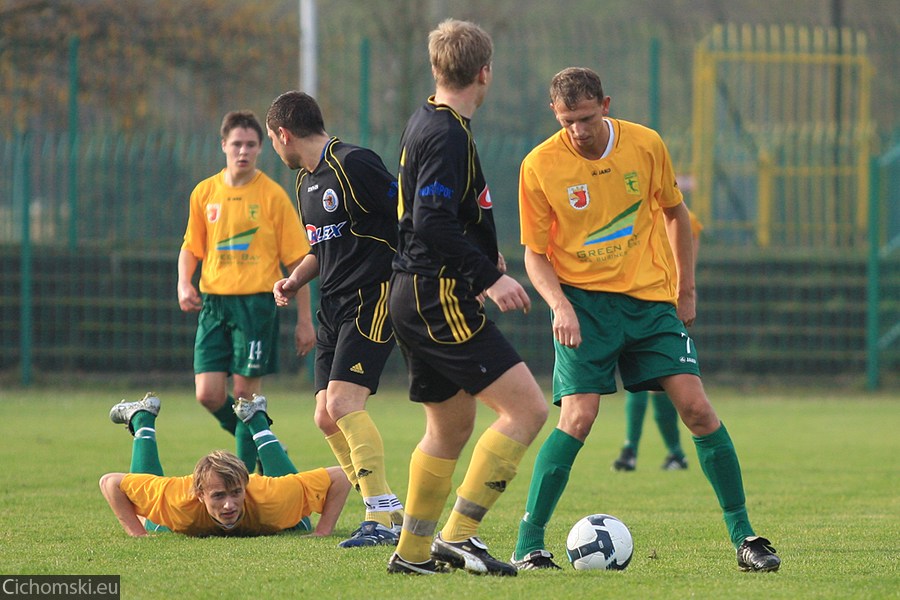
[190,450,249,497]
[428,19,493,90]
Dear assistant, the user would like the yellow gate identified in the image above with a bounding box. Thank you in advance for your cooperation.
[691,24,874,248]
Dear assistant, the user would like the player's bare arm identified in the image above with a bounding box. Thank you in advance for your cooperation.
[293,285,315,356]
[311,467,352,537]
[283,255,316,355]
[176,248,202,312]
[662,203,697,326]
[524,247,582,348]
[99,473,148,537]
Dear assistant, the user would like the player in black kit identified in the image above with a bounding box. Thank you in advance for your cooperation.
[385,19,548,577]
[266,91,404,548]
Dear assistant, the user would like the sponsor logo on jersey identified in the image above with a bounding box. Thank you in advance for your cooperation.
[477,186,493,209]
[583,200,641,246]
[306,221,347,245]
[624,171,640,195]
[567,184,590,210]
[322,188,339,212]
[216,227,259,251]
[248,203,260,221]
[419,180,453,199]
[206,203,221,223]
[350,362,365,374]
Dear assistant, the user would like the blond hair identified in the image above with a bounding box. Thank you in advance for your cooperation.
[428,19,493,90]
[190,450,250,497]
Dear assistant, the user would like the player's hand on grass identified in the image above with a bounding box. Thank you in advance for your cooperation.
[484,274,531,314]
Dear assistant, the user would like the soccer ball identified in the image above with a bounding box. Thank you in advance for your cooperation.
[565,513,633,570]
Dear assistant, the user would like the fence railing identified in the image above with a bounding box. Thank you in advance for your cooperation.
[692,24,874,248]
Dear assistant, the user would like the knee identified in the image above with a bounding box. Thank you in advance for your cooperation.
[564,416,595,441]
[677,399,718,434]
[314,404,338,435]
[196,393,225,412]
[324,394,359,423]
[558,403,598,442]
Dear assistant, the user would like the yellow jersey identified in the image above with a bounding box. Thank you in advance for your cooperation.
[181,170,309,295]
[519,118,684,303]
[120,468,330,536]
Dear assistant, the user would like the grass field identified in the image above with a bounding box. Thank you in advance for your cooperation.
[1,380,898,599]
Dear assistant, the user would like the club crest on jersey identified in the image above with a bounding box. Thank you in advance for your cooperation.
[206,203,221,223]
[568,184,590,210]
[624,171,640,195]
[478,186,493,209]
[322,188,339,213]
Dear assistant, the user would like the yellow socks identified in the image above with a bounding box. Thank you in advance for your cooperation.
[442,427,527,542]
[396,447,457,563]
[324,430,358,490]
[338,410,402,528]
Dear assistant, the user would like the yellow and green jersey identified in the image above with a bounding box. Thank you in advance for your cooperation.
[519,118,684,304]
[181,170,309,295]
[120,468,330,536]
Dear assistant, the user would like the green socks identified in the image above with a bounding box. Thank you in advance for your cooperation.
[623,391,649,451]
[211,395,259,473]
[652,392,684,457]
[235,421,258,474]
[129,411,163,476]
[243,410,296,477]
[212,395,239,434]
[514,428,583,559]
[693,423,755,547]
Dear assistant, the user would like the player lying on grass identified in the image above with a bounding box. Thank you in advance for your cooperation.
[100,393,350,537]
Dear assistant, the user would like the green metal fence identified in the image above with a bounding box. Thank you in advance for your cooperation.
[867,142,900,389]
[2,22,898,388]
[691,24,873,248]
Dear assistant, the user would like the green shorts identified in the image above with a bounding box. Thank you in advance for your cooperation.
[551,288,701,404]
[193,293,280,378]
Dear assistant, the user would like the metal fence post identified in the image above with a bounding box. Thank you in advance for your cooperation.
[865,156,880,390]
[68,35,79,249]
[16,131,33,385]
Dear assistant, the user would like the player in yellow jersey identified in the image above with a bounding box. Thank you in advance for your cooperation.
[613,210,703,472]
[177,111,314,474]
[100,393,350,537]
[511,67,780,573]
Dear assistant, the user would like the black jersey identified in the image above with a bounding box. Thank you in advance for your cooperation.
[296,138,398,298]
[393,97,502,295]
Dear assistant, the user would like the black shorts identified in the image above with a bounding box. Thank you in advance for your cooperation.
[314,283,395,394]
[389,271,522,403]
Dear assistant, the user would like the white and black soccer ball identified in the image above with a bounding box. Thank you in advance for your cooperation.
[565,513,633,570]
